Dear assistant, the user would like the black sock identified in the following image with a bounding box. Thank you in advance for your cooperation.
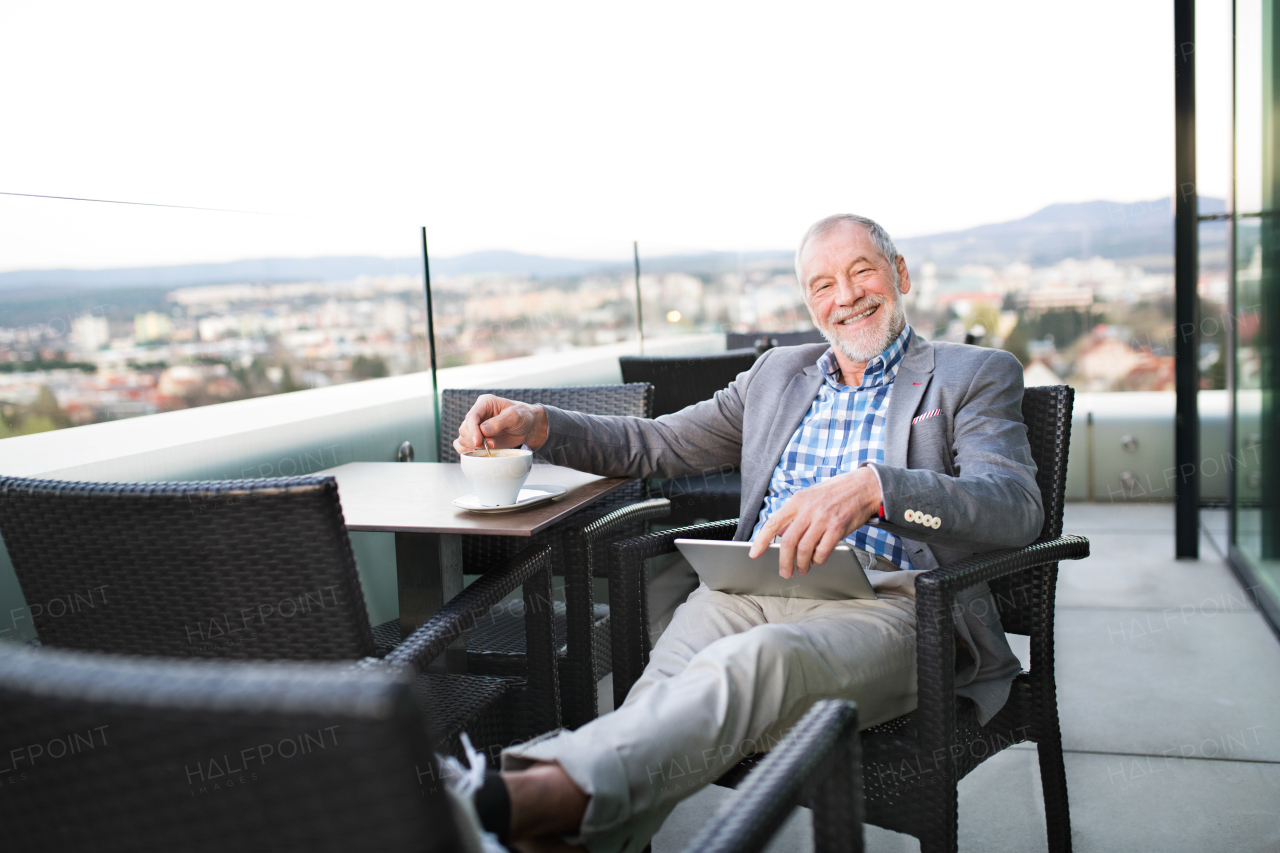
[475,770,511,842]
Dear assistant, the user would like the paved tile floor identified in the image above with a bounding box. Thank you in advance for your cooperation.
[645,504,1280,852]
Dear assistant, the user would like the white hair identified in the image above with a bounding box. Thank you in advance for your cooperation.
[794,214,901,291]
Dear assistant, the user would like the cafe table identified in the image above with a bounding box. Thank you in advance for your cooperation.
[316,461,630,671]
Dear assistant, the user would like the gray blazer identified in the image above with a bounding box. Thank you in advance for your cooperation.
[536,334,1040,723]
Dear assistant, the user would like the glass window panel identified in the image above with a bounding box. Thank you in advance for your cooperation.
[1235,218,1263,537]
[1198,0,1235,205]
[1200,218,1230,393]
[1237,0,1266,216]
[1233,0,1280,606]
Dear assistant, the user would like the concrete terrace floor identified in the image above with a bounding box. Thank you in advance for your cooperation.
[648,503,1280,853]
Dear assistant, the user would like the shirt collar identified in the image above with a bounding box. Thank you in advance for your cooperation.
[817,324,913,390]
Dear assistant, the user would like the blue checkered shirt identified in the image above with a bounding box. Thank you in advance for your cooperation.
[751,325,915,571]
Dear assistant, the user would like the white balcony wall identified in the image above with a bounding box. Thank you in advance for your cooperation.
[1066,391,1234,505]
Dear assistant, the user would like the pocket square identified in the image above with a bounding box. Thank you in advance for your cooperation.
[911,409,942,425]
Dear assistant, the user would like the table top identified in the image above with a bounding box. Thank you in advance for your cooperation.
[319,462,630,536]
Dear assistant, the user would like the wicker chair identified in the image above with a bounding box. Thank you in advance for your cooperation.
[0,645,863,853]
[619,351,758,525]
[617,350,759,419]
[607,385,1090,853]
[0,474,559,756]
[686,699,864,853]
[725,330,826,353]
[0,645,479,852]
[393,384,670,730]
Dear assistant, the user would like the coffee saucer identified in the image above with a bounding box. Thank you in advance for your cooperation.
[453,485,568,513]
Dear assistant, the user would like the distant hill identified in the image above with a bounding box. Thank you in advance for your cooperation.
[895,197,1222,270]
[0,196,1222,299]
[0,251,625,295]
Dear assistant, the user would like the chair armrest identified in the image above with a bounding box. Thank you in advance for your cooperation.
[565,496,676,579]
[606,518,739,707]
[920,535,1090,598]
[555,499,672,728]
[682,700,863,853]
[580,497,673,545]
[911,534,1089,787]
[609,517,739,563]
[383,544,552,673]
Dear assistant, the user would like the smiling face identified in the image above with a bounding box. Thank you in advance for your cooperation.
[798,221,910,373]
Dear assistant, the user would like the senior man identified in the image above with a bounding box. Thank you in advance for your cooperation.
[456,214,1042,853]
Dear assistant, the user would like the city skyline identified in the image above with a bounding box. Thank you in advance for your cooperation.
[0,240,1230,433]
[0,188,1243,437]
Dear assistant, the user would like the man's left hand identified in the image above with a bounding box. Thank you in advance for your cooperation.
[749,467,883,578]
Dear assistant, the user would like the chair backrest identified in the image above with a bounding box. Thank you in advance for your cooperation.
[1020,385,1074,542]
[0,475,377,660]
[438,384,654,462]
[989,385,1074,636]
[618,350,759,417]
[0,646,458,853]
[725,330,827,352]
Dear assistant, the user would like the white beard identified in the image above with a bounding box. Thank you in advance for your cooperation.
[816,290,907,364]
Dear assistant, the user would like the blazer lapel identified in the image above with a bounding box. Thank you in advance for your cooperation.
[883,334,936,468]
[736,367,823,539]
[764,367,824,469]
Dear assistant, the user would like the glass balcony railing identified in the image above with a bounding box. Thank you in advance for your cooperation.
[0,182,1252,631]
[0,193,428,436]
[422,225,638,368]
[0,185,1229,448]
[635,241,815,344]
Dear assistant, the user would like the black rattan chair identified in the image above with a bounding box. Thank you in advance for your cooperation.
[0,645,478,852]
[0,644,862,853]
[400,384,669,731]
[618,350,758,419]
[607,385,1089,853]
[686,699,864,853]
[726,330,826,353]
[0,474,559,756]
[619,351,758,525]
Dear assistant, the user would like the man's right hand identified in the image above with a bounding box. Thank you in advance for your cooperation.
[453,394,550,455]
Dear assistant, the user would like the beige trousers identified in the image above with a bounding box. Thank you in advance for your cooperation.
[503,567,922,853]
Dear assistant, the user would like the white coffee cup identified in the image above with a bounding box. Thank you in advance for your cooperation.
[460,448,534,506]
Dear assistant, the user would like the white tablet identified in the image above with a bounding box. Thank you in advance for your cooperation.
[674,539,878,601]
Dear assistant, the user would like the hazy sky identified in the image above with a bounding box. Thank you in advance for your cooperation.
[0,0,1242,271]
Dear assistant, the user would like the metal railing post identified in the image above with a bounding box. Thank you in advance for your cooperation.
[421,226,441,458]
[1174,0,1201,558]
[634,240,644,354]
